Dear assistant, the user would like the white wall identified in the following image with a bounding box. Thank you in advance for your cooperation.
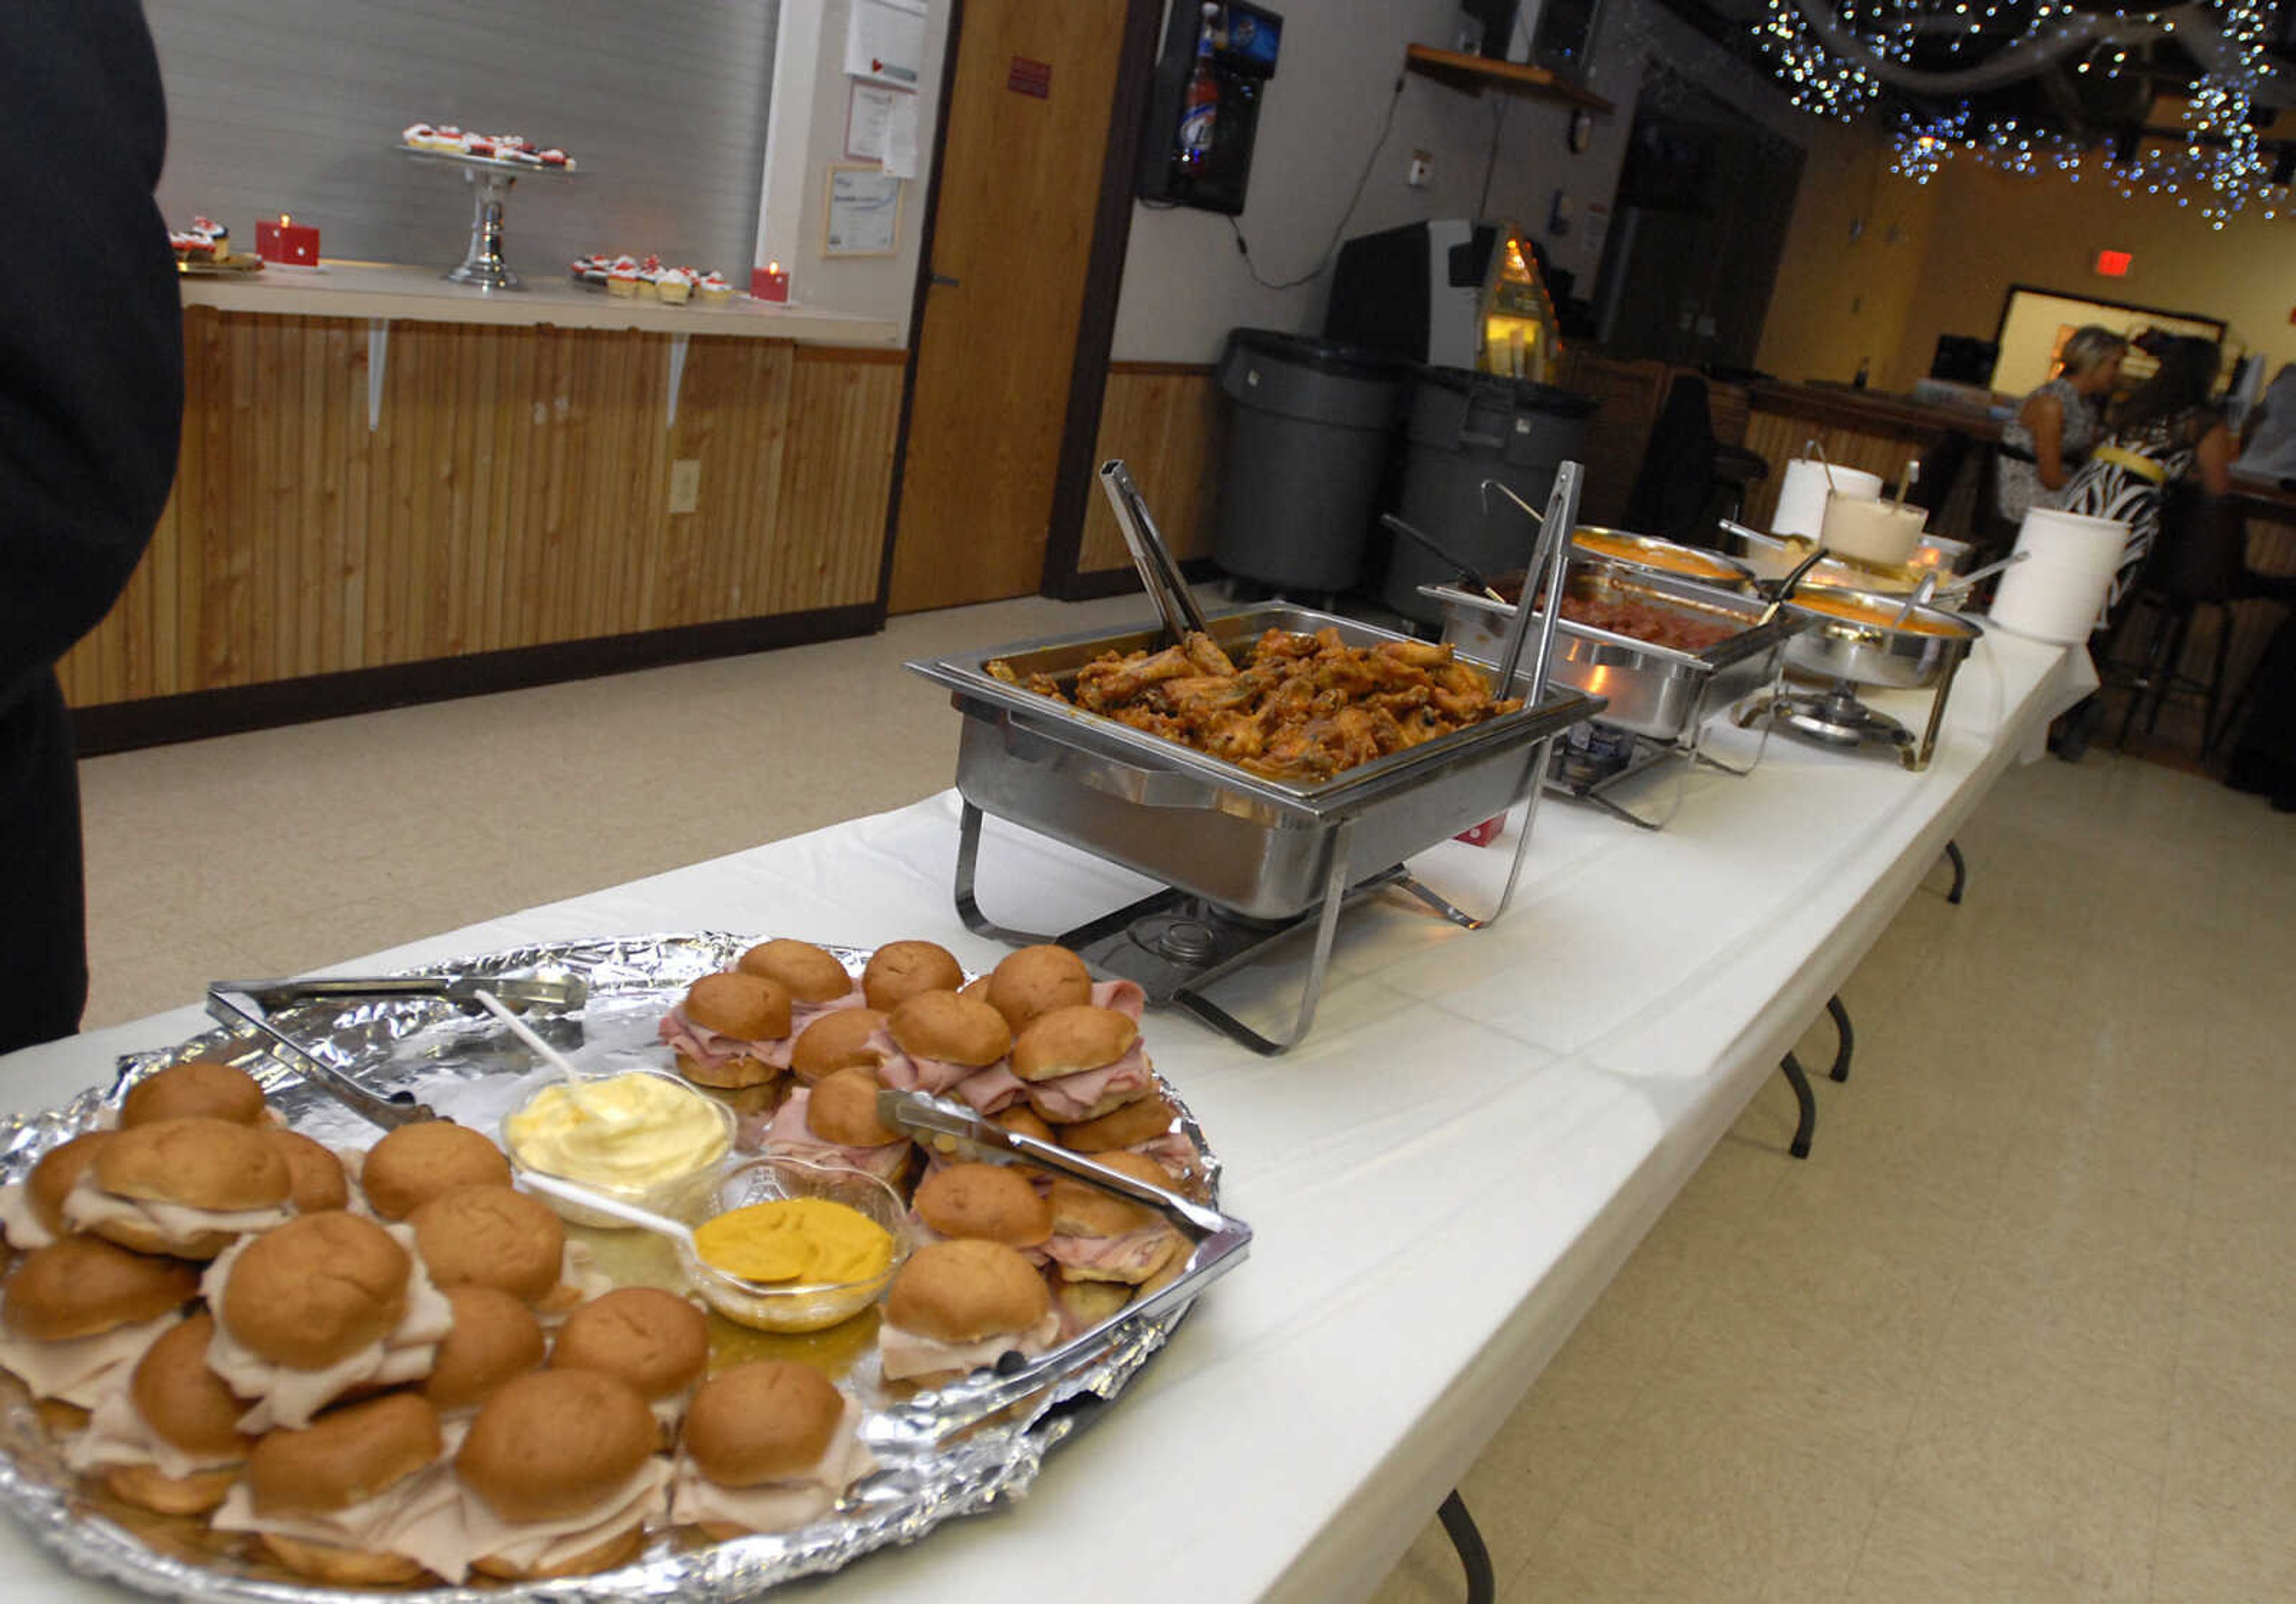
[1110,0,1809,362]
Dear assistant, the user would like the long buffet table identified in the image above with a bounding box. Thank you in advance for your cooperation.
[0,626,2083,1602]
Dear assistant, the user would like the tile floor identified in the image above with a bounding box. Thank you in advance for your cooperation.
[73,594,2296,1601]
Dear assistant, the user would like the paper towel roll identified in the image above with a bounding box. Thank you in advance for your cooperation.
[1987,507,2130,644]
[1773,459,1882,539]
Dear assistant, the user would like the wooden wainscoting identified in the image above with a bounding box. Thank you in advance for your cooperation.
[56,308,903,713]
[1072,362,1223,584]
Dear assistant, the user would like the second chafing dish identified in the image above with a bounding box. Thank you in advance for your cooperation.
[1783,583,1980,689]
[908,603,1600,921]
[1419,564,1797,744]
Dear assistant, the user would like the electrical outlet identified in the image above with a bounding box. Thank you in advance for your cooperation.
[668,460,701,514]
[1407,151,1432,188]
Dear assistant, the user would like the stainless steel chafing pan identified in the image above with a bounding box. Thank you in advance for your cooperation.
[909,603,1600,921]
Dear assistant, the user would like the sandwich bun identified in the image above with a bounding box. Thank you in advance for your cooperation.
[247,1392,442,1517]
[548,1287,708,1402]
[676,1050,780,1092]
[263,1129,351,1214]
[860,941,963,1012]
[423,1286,546,1413]
[4,1234,197,1342]
[738,940,854,1005]
[682,1361,844,1488]
[789,1008,887,1084]
[1010,1006,1137,1085]
[884,1239,1049,1345]
[887,991,1011,1070]
[257,1532,430,1588]
[457,1369,657,1523]
[93,1116,293,1214]
[104,1462,242,1517]
[1057,1092,1183,1154]
[360,1121,513,1221]
[132,1312,254,1461]
[805,1067,901,1148]
[468,1526,647,1581]
[912,1163,1052,1248]
[26,1132,112,1238]
[1046,1151,1172,1238]
[957,976,993,1006]
[119,1059,268,1129]
[1051,1275,1132,1331]
[408,1186,565,1305]
[223,1212,411,1369]
[683,971,791,1041]
[994,1106,1058,1145]
[985,946,1093,1032]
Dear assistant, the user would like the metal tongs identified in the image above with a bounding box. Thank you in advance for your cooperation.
[203,968,588,1129]
[1381,511,1507,604]
[866,1088,1251,1444]
[1098,459,1210,646]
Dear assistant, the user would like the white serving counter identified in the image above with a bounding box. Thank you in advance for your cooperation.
[178,260,900,347]
[0,628,2084,1602]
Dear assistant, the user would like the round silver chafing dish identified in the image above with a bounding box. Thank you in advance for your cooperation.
[1784,583,1981,689]
[1570,526,1758,592]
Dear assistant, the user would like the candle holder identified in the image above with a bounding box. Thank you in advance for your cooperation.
[255,215,320,267]
[392,146,576,291]
[750,263,791,303]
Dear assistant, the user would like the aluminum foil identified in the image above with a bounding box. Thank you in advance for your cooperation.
[0,934,1223,1603]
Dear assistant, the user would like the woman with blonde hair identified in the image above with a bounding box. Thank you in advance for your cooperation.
[1993,323,2127,523]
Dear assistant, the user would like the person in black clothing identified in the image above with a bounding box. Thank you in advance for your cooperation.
[1,2,185,1052]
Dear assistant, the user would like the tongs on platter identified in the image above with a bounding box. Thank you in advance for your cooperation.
[866,1088,1251,1445]
[201,968,588,1130]
[1098,459,1210,646]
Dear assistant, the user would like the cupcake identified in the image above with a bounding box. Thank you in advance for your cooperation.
[538,149,571,169]
[403,123,436,149]
[607,263,640,299]
[424,124,463,153]
[654,268,691,306]
[698,272,732,304]
[462,132,498,159]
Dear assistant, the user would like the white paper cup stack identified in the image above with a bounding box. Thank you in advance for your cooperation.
[1987,507,2130,644]
[1772,459,1882,539]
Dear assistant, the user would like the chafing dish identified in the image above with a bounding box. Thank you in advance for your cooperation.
[1783,583,1980,690]
[910,603,1600,921]
[1571,526,1758,591]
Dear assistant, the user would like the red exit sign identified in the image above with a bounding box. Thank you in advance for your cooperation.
[2095,249,2133,277]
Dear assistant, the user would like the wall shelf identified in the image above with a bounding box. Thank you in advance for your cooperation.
[1403,44,1613,114]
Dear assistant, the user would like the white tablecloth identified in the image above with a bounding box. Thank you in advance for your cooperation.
[0,629,2076,1603]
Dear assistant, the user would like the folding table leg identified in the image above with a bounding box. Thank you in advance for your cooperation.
[1824,993,1855,1083]
[1943,838,1968,905]
[1779,1052,1816,1159]
[1437,1489,1496,1604]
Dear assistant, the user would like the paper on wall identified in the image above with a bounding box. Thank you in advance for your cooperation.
[881,91,921,179]
[847,0,927,88]
[845,82,905,162]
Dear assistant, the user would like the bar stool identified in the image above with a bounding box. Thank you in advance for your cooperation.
[2108,487,2248,758]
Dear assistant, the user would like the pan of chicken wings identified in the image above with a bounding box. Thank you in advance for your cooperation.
[907,605,1601,921]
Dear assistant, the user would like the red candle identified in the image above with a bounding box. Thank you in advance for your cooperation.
[255,214,320,267]
[750,261,790,303]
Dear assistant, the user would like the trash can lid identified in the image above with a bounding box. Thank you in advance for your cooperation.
[1410,363,1596,417]
[1226,328,1402,381]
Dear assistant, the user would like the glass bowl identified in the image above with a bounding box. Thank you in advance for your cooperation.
[499,1069,735,1231]
[668,1153,913,1333]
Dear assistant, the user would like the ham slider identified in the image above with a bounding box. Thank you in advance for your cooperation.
[203,1211,454,1432]
[985,943,1146,1031]
[120,1058,271,1128]
[423,1286,546,1422]
[859,940,964,1012]
[455,1369,671,1579]
[660,971,795,1090]
[669,1361,875,1536]
[738,939,866,1038]
[212,1392,454,1586]
[67,1313,254,1516]
[1007,1005,1155,1125]
[548,1287,710,1441]
[759,1067,913,1183]
[788,1007,892,1086]
[358,1120,514,1221]
[409,1184,596,1319]
[880,990,1012,1098]
[910,1162,1052,1263]
[1058,1091,1204,1193]
[0,1234,196,1409]
[264,1128,353,1214]
[1042,1151,1188,1287]
[62,1117,295,1260]
[0,1131,112,1251]
[877,1239,1061,1387]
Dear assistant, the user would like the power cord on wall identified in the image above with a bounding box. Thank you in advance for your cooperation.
[1226,74,1407,291]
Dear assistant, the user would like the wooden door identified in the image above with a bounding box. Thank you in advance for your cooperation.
[887,0,1132,613]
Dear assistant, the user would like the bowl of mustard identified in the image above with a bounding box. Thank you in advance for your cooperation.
[501,1069,735,1230]
[670,1154,912,1333]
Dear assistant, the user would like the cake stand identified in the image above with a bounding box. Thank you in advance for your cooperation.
[392,145,576,291]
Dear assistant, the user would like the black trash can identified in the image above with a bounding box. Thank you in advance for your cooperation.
[1382,367,1596,622]
[1213,329,1402,593]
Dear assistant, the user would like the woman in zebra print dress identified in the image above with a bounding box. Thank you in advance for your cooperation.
[2060,336,2233,614]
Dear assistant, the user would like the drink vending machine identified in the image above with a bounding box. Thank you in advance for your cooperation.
[1135,2,1282,215]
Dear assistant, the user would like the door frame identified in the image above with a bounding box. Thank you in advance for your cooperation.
[872,0,1167,615]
